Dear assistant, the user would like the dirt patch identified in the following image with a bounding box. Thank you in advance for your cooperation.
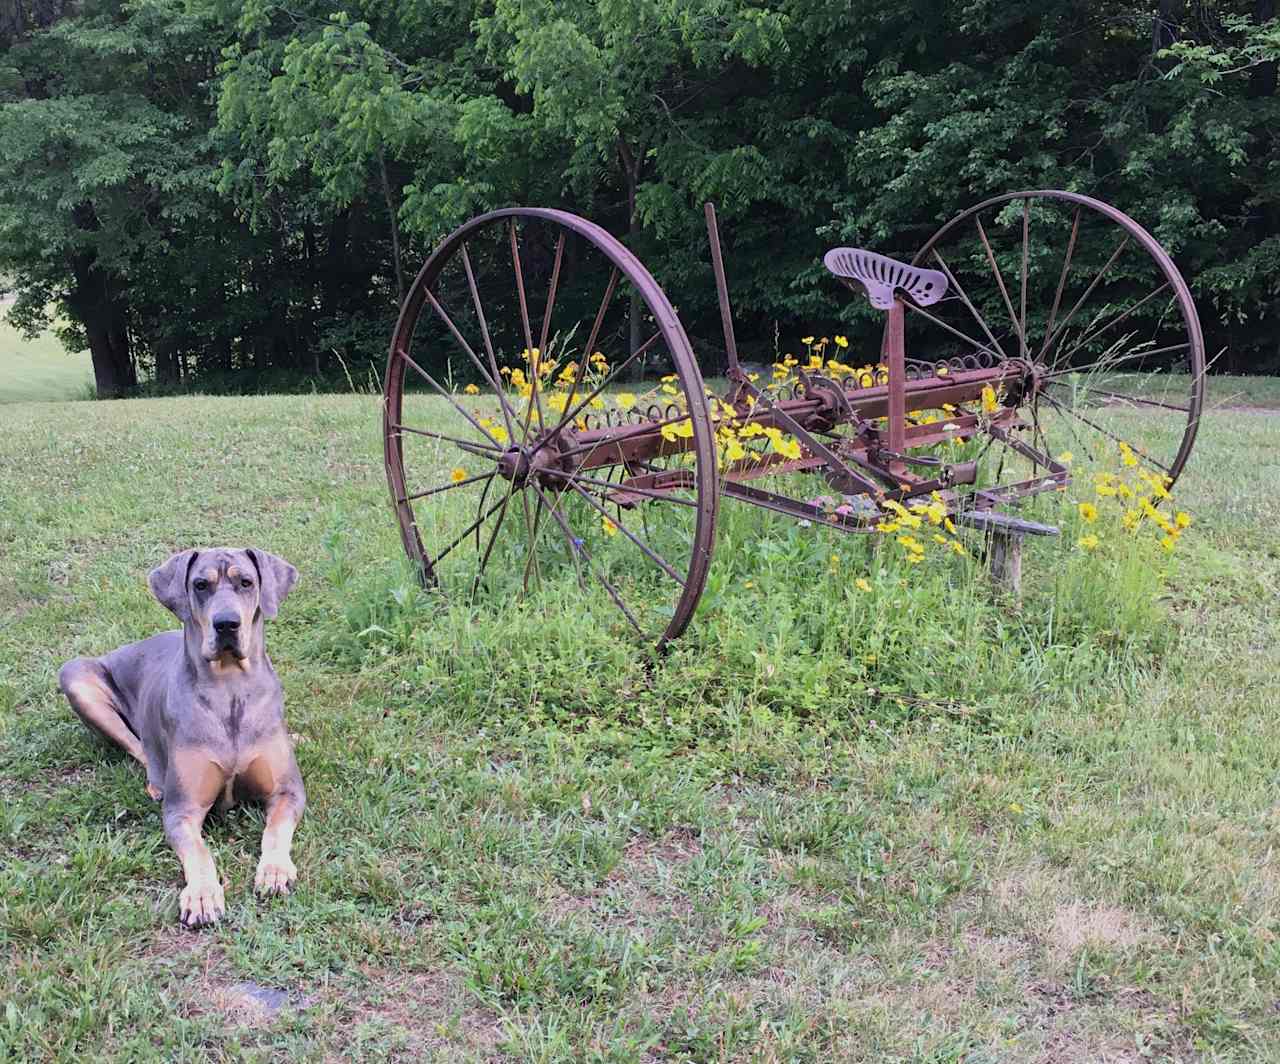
[342,966,505,1058]
[544,827,702,928]
[1048,901,1149,960]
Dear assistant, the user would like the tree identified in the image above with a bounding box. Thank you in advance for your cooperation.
[0,0,230,396]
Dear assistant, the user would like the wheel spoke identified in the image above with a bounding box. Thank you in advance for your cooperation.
[1048,382,1190,414]
[472,475,520,596]
[422,286,521,428]
[528,481,643,633]
[460,244,518,443]
[1019,199,1029,357]
[1041,341,1191,381]
[975,215,1024,354]
[538,232,565,358]
[555,267,620,436]
[557,468,699,507]
[431,491,513,570]
[1039,390,1172,474]
[566,481,685,584]
[1050,283,1172,368]
[397,350,503,448]
[1039,235,1129,368]
[902,300,1003,360]
[530,330,664,456]
[509,220,545,444]
[1039,207,1081,357]
[929,249,1010,360]
[402,471,495,503]
[390,422,502,457]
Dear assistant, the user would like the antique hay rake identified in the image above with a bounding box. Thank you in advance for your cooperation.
[382,191,1204,645]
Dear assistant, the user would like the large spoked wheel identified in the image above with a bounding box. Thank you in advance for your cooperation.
[909,190,1205,493]
[384,208,719,646]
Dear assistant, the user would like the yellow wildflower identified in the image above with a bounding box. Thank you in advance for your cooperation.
[1078,502,1098,523]
[1175,511,1191,529]
[855,577,872,593]
[801,335,814,344]
[1077,534,1099,551]
[463,383,479,395]
[617,392,636,411]
[834,335,849,348]
[981,385,1000,414]
[1056,451,1073,464]
[450,467,467,484]
[602,517,618,537]
[1160,535,1177,552]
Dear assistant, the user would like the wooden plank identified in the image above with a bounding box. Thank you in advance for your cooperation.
[954,510,1059,537]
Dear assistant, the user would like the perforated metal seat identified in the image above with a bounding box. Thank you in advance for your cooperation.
[823,248,948,310]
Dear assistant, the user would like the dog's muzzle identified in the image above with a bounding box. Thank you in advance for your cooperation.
[211,615,245,658]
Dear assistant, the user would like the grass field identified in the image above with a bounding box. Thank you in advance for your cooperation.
[0,312,93,404]
[2,379,1279,1061]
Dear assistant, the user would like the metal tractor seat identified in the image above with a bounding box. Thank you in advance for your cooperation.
[823,248,948,309]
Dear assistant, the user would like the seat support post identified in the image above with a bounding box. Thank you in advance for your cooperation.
[882,296,907,470]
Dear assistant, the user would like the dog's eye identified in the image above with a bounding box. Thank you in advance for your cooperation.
[192,579,209,592]
[240,578,253,589]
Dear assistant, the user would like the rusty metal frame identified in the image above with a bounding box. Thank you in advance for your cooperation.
[382,191,1206,647]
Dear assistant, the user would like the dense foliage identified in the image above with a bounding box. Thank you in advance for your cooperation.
[0,0,1277,397]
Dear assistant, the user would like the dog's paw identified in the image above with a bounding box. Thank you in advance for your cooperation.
[254,855,297,897]
[179,877,225,928]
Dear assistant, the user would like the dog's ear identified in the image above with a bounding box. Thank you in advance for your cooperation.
[247,549,298,620]
[148,549,198,621]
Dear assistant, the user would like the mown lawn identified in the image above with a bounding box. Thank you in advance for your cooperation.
[0,314,93,404]
[1,383,1278,1062]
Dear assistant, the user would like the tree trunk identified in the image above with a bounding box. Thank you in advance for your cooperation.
[155,335,180,387]
[320,209,351,322]
[1151,0,1178,54]
[1252,0,1276,98]
[67,256,135,398]
[379,151,406,306]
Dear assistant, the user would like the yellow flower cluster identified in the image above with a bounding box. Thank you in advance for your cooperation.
[477,344,618,434]
[874,495,967,563]
[1076,449,1192,554]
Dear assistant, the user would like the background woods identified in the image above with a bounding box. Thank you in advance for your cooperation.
[1,0,1277,398]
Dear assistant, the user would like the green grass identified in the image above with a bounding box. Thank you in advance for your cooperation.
[2,386,1279,1061]
[0,312,93,403]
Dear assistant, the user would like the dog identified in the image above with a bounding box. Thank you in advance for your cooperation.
[58,548,305,928]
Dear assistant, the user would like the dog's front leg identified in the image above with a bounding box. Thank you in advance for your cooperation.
[239,735,306,897]
[255,782,305,896]
[163,751,227,927]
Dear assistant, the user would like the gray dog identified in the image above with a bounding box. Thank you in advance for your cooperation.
[58,548,305,928]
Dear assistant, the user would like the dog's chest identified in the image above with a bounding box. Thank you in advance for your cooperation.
[190,685,279,761]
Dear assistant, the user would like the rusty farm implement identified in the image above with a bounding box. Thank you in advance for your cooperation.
[382,191,1204,645]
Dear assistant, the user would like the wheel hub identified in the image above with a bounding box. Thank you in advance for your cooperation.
[496,444,562,486]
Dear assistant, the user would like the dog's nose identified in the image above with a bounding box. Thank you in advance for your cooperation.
[212,615,241,634]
